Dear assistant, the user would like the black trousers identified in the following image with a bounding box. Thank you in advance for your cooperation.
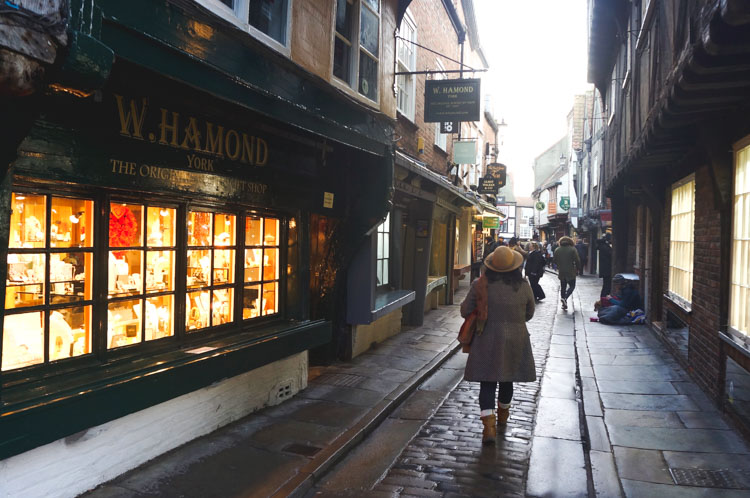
[479,381,514,410]
[528,275,545,300]
[601,276,612,297]
[560,278,576,300]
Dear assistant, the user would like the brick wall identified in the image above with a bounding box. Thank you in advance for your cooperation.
[687,164,723,398]
[395,0,463,176]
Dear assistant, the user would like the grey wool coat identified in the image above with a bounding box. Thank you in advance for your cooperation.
[460,277,536,382]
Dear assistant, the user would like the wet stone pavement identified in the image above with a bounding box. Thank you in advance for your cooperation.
[370,278,559,497]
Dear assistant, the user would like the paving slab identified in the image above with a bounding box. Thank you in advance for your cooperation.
[548,343,576,358]
[590,450,624,497]
[677,411,731,429]
[583,390,603,417]
[586,416,611,452]
[604,409,685,428]
[600,393,698,412]
[320,418,426,492]
[608,426,750,453]
[596,380,678,395]
[297,384,387,407]
[545,357,577,374]
[540,371,576,399]
[610,354,677,366]
[593,364,686,381]
[613,446,673,484]
[534,397,581,440]
[526,436,587,497]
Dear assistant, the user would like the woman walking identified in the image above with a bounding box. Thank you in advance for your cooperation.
[525,242,546,302]
[461,246,536,445]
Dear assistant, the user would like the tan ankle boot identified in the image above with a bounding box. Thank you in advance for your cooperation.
[481,414,496,444]
[497,405,510,425]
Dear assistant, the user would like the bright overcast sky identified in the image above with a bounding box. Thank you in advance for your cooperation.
[474,0,592,198]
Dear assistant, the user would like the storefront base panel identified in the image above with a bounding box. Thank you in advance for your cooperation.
[0,352,307,498]
[350,309,403,358]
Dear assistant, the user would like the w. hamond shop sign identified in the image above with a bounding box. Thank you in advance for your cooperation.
[424,79,481,123]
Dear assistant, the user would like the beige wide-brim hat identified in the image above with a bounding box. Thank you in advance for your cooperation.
[484,246,524,273]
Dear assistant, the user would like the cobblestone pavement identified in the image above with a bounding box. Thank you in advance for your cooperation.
[371,277,560,497]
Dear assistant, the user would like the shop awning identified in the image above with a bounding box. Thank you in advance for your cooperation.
[395,151,478,209]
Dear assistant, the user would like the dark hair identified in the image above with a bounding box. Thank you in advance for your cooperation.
[509,237,518,246]
[485,267,525,291]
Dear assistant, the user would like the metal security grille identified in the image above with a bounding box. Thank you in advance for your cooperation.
[314,373,365,388]
[670,468,750,489]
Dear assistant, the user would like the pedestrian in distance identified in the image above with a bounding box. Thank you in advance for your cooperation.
[483,235,495,260]
[496,236,506,247]
[554,236,581,310]
[597,233,613,297]
[460,246,536,445]
[575,238,588,275]
[508,236,528,260]
[525,242,546,302]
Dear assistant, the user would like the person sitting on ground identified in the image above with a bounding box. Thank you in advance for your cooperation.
[597,279,641,325]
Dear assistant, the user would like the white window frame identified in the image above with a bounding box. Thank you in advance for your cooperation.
[332,0,381,104]
[396,12,417,121]
[376,212,390,287]
[730,138,750,341]
[668,174,695,308]
[433,60,448,151]
[195,0,293,56]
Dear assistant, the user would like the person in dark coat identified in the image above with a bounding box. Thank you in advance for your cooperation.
[575,239,588,275]
[461,246,535,445]
[597,234,613,297]
[553,236,580,310]
[525,242,546,301]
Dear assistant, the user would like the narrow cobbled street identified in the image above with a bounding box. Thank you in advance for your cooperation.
[368,279,557,497]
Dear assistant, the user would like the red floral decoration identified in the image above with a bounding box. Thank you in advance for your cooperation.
[109,205,140,249]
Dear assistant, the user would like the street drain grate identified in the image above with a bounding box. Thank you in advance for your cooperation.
[314,373,365,387]
[670,468,750,489]
[282,443,322,457]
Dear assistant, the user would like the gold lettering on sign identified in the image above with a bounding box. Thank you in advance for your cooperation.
[115,95,148,140]
[204,122,224,157]
[114,95,272,167]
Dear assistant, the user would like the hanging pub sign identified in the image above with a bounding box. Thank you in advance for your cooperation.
[478,176,497,194]
[559,196,571,211]
[486,162,507,188]
[453,140,477,164]
[424,79,481,123]
[482,216,500,229]
[535,201,546,211]
[440,121,459,134]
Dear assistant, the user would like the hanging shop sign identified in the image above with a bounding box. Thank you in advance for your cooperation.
[424,79,481,123]
[559,196,571,211]
[482,216,500,229]
[535,201,545,211]
[478,176,497,194]
[486,162,507,188]
[440,121,459,134]
[453,140,477,164]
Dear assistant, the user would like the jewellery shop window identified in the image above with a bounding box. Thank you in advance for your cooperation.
[108,202,176,349]
[3,193,94,371]
[186,210,236,331]
[243,215,280,319]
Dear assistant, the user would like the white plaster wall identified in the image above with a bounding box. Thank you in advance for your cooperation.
[351,309,402,358]
[0,352,308,498]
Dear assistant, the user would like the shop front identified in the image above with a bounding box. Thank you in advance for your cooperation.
[0,59,391,494]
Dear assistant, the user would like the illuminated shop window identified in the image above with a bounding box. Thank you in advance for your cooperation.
[3,190,287,370]
[3,193,94,371]
[730,142,750,338]
[108,202,177,348]
[668,176,695,306]
[243,215,280,319]
[186,211,236,331]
